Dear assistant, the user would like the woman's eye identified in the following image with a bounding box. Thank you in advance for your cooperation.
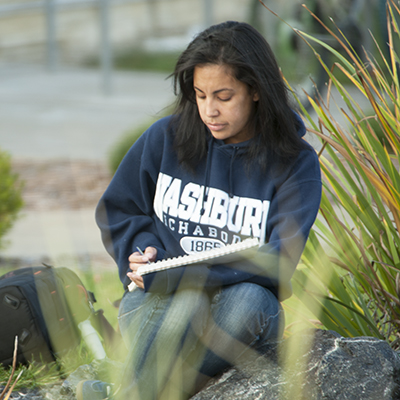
[219,97,231,102]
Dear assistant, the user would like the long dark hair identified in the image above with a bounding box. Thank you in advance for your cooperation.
[171,21,307,170]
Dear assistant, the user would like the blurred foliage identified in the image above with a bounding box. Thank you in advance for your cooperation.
[280,0,400,348]
[0,149,24,250]
[113,49,180,73]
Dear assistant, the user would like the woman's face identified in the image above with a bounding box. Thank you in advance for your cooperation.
[193,63,259,144]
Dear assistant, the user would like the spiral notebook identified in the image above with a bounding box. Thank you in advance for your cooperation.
[128,237,260,292]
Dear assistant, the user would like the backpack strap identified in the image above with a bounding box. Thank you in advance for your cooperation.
[91,309,120,354]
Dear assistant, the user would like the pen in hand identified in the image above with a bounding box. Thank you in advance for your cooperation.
[136,246,152,264]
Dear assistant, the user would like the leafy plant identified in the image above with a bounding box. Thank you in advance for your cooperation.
[0,149,24,249]
[277,0,400,348]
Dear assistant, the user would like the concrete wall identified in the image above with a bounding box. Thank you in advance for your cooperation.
[0,0,254,65]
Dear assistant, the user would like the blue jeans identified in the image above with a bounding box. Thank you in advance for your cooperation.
[116,283,283,400]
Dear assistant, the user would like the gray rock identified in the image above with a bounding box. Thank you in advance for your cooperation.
[192,329,400,400]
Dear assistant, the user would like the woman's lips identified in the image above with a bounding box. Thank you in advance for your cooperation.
[207,123,226,132]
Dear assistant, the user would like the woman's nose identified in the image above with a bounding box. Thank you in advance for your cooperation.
[205,99,219,118]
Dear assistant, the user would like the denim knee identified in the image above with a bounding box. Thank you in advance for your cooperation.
[211,283,283,344]
[197,283,283,378]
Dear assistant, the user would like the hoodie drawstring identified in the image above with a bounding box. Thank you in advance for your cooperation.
[229,147,238,198]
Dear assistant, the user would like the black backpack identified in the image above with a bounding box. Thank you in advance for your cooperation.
[0,265,115,367]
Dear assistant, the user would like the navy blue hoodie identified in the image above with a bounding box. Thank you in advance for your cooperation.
[96,115,321,300]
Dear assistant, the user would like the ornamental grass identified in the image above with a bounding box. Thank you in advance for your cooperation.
[268,0,400,349]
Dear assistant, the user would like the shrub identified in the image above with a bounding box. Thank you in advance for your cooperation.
[86,49,180,74]
[0,149,24,249]
[108,121,152,174]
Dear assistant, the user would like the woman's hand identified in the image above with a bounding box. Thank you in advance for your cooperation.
[127,246,157,289]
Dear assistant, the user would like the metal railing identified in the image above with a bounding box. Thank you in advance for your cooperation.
[0,0,214,94]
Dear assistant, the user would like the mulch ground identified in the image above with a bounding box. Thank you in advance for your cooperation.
[11,159,113,211]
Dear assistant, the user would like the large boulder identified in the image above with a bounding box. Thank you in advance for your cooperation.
[192,329,400,400]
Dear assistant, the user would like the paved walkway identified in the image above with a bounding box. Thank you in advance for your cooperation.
[0,64,174,267]
[0,64,173,161]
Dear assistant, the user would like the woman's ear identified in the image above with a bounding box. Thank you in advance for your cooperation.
[253,91,260,102]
